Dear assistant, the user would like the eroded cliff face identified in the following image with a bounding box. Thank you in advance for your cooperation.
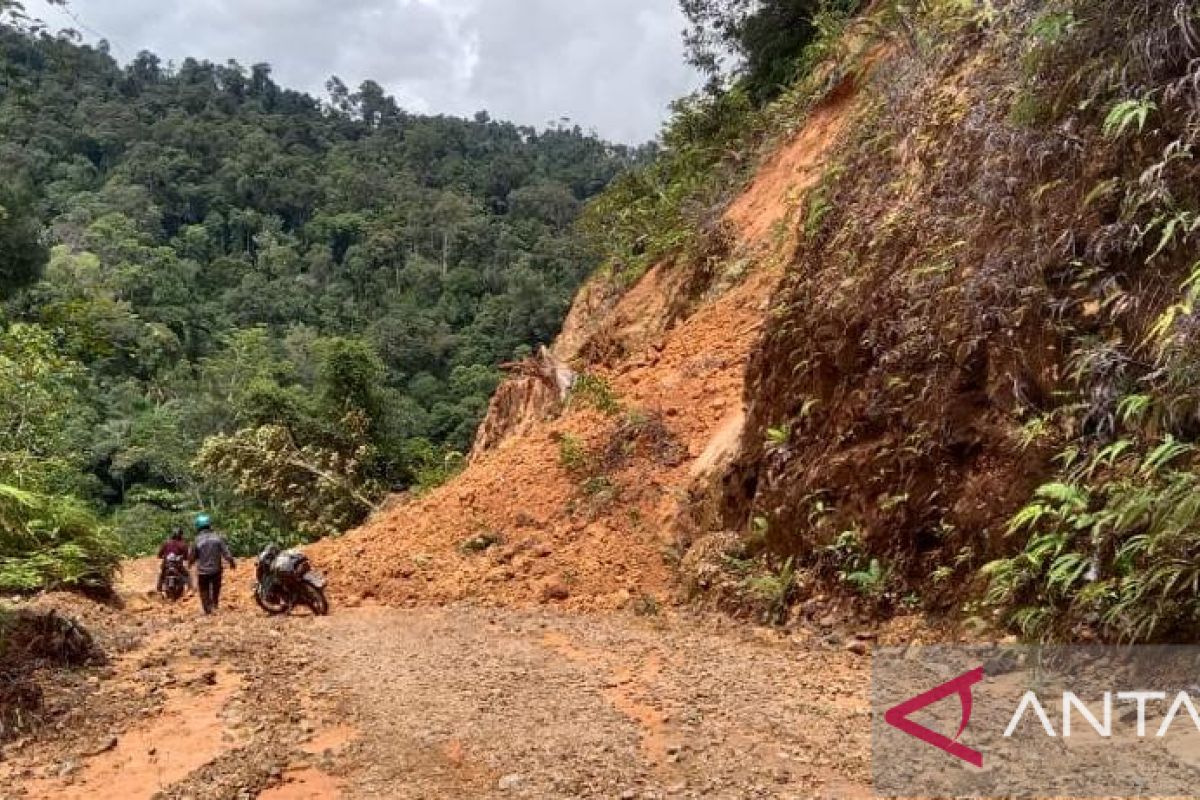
[469,347,576,462]
[704,0,1200,633]
[317,0,1200,632]
[312,60,866,611]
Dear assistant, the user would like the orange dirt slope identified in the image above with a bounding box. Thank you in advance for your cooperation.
[310,80,861,612]
[723,79,857,248]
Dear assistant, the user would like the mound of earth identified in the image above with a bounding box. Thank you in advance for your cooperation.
[311,76,863,611]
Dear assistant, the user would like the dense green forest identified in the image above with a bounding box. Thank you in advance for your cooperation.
[0,6,645,580]
[0,0,846,590]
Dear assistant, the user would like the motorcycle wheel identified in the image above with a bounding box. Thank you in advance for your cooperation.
[300,583,329,616]
[164,581,185,601]
[254,584,291,615]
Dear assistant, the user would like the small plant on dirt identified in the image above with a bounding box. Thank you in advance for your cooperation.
[576,475,623,520]
[459,531,503,554]
[570,373,622,415]
[748,515,771,547]
[632,593,661,616]
[803,188,834,238]
[722,551,757,576]
[843,558,890,600]
[818,527,866,575]
[744,557,798,626]
[580,475,617,499]
[557,434,593,476]
[1017,413,1056,450]
[1028,8,1076,44]
[765,424,792,450]
[931,565,955,585]
[803,491,834,525]
[1102,97,1156,139]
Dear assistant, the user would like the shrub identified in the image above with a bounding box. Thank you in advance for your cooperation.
[569,373,622,415]
[460,531,503,554]
[557,434,592,476]
[743,557,799,625]
[0,484,120,593]
[982,437,1200,642]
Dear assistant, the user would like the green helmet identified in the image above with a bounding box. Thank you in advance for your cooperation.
[194,513,212,531]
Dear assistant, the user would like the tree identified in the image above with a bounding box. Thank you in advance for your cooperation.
[195,413,383,536]
[0,323,117,593]
[0,324,92,492]
[0,190,48,295]
[0,483,119,592]
[680,0,857,103]
[0,19,632,552]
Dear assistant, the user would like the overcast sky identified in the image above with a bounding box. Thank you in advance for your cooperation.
[25,0,701,143]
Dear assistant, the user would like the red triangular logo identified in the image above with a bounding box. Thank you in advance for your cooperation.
[884,666,984,767]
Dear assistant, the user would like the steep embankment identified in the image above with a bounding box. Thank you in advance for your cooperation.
[698,0,1200,638]
[312,69,864,611]
[323,0,1200,638]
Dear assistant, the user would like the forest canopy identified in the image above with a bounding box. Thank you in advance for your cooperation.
[0,12,645,574]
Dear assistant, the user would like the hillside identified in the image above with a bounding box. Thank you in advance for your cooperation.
[4,1,1200,797]
[312,56,862,612]
[323,0,1200,643]
[0,14,641,586]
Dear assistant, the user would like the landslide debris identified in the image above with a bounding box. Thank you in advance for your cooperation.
[311,10,875,616]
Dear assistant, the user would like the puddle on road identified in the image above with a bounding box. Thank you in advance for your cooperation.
[22,667,244,800]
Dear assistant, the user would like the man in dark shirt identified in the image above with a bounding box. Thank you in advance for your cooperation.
[156,528,191,594]
[187,514,236,614]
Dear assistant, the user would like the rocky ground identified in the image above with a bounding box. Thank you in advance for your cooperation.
[0,559,875,799]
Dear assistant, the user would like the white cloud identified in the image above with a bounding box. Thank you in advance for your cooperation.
[25,0,699,142]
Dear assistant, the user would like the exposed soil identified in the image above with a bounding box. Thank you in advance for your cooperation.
[0,560,876,799]
[722,78,857,248]
[308,260,781,613]
[0,49,891,800]
[309,61,857,614]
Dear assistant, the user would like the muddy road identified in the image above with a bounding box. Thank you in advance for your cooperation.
[0,561,873,799]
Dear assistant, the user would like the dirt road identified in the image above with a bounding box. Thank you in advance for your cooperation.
[0,561,873,799]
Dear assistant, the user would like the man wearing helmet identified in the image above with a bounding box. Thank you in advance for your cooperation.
[188,514,236,614]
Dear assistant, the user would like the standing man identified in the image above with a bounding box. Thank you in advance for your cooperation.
[188,514,236,614]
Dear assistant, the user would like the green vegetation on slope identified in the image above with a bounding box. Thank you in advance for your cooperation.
[0,6,642,579]
[583,1,863,286]
[705,0,1200,642]
[581,0,1200,643]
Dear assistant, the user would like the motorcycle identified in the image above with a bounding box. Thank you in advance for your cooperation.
[253,545,329,616]
[160,553,189,601]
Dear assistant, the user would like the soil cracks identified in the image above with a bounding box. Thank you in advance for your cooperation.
[0,562,873,799]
